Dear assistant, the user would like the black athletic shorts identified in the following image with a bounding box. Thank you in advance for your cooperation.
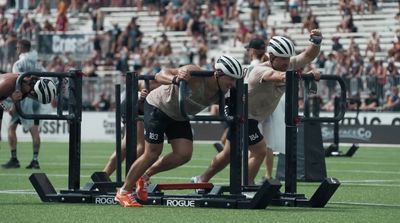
[227,119,263,146]
[144,101,193,144]
[15,118,39,126]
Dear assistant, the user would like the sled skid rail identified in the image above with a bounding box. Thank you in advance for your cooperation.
[150,183,214,191]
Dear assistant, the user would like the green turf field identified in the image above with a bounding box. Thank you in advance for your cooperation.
[0,141,399,223]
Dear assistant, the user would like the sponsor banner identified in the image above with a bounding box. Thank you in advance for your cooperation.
[321,125,400,144]
[1,111,399,144]
[0,112,117,142]
[319,111,400,125]
[38,33,93,58]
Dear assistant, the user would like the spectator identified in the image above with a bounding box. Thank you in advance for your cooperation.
[2,39,46,169]
[128,19,143,51]
[368,60,386,99]
[347,92,361,111]
[47,55,65,72]
[386,61,400,86]
[18,13,33,37]
[0,9,10,36]
[367,0,377,14]
[324,53,337,99]
[382,86,400,111]
[197,37,208,60]
[92,92,111,111]
[348,37,360,55]
[178,40,193,67]
[338,0,351,15]
[259,0,269,26]
[388,31,400,62]
[234,20,251,46]
[254,22,268,40]
[350,51,364,78]
[207,10,223,39]
[249,0,261,28]
[360,91,379,111]
[35,0,50,15]
[91,5,104,31]
[288,0,302,23]
[55,11,68,32]
[336,9,357,33]
[352,0,364,15]
[301,11,319,34]
[316,51,326,68]
[109,22,122,53]
[5,31,18,70]
[156,33,172,56]
[43,19,55,31]
[82,58,99,77]
[10,10,22,32]
[115,46,130,73]
[365,32,381,57]
[332,37,344,51]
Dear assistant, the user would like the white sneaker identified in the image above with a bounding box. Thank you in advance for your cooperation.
[190,176,201,183]
[242,192,256,199]
[190,176,205,194]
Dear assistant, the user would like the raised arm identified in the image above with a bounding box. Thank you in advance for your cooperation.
[290,29,322,70]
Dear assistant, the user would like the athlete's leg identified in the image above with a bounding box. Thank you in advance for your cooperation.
[248,139,267,184]
[103,121,145,176]
[263,147,274,179]
[144,138,193,177]
[199,139,231,182]
[121,141,163,190]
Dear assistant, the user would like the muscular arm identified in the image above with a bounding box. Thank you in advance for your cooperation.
[289,29,322,70]
[154,68,179,84]
[154,64,201,85]
[261,70,285,83]
[289,44,320,70]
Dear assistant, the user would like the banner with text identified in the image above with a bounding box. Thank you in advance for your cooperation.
[1,111,399,144]
[38,33,94,58]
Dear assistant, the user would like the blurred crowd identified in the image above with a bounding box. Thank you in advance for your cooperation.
[0,0,399,112]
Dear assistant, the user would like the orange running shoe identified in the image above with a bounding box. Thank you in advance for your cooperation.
[115,189,143,207]
[136,177,149,201]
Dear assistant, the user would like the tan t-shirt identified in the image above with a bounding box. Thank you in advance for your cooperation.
[247,54,309,121]
[146,77,221,121]
[247,64,285,121]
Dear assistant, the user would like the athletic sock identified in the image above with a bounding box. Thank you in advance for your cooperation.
[142,173,150,181]
[33,152,39,161]
[120,187,129,193]
[11,150,17,159]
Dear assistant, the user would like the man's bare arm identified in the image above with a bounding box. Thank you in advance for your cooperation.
[290,29,322,70]
[261,70,286,83]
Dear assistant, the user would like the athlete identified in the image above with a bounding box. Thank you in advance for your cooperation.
[115,55,244,207]
[193,30,323,185]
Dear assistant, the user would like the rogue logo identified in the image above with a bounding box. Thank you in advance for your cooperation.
[166,199,195,207]
[95,197,118,205]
